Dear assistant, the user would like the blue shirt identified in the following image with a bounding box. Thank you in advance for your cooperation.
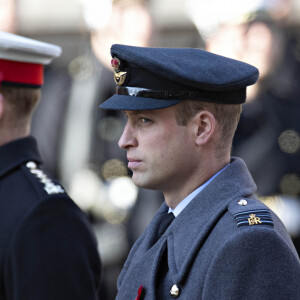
[169,164,229,217]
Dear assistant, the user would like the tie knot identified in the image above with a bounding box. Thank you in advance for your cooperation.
[157,212,175,239]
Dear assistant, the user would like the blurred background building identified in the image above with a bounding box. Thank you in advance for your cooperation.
[1,0,300,298]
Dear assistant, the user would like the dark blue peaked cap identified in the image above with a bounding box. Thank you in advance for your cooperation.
[100,44,259,110]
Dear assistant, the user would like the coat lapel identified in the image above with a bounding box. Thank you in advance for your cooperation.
[117,205,173,299]
[117,204,169,290]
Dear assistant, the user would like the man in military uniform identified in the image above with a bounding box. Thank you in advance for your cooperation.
[0,31,101,299]
[100,44,300,299]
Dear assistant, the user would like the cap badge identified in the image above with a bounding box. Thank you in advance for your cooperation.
[111,57,127,86]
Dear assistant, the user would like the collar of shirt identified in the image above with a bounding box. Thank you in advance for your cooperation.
[168,164,230,217]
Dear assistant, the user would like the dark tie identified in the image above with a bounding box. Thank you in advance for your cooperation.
[156,212,175,241]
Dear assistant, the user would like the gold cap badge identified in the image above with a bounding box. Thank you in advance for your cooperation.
[111,57,127,86]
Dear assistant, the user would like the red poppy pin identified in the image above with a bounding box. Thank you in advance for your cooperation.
[135,285,144,300]
[111,57,120,71]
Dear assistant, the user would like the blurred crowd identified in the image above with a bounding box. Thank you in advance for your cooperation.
[1,0,300,298]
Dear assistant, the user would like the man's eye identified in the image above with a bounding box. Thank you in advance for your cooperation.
[140,118,151,124]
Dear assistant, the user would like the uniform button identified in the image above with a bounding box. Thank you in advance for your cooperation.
[238,199,248,206]
[26,161,37,169]
[170,284,180,298]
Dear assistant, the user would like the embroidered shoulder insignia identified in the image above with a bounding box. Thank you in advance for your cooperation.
[234,209,274,227]
[26,161,65,195]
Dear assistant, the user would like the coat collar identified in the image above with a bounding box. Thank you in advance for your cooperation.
[0,136,42,178]
[165,157,256,284]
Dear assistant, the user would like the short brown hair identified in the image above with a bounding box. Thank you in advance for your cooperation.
[175,100,242,158]
[0,85,41,124]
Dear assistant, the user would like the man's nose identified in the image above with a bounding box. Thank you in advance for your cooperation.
[118,122,137,149]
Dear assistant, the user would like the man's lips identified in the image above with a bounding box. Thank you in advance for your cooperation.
[127,158,142,169]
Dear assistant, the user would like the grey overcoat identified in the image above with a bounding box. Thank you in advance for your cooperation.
[116,157,300,299]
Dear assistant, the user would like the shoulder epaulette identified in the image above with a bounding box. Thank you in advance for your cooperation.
[228,198,274,228]
[26,161,65,195]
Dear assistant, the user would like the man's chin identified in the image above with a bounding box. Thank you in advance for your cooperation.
[132,176,160,191]
[131,173,147,187]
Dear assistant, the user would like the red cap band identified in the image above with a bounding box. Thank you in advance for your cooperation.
[0,59,44,87]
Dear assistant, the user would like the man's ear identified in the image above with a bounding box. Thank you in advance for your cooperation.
[192,110,216,146]
[0,92,4,119]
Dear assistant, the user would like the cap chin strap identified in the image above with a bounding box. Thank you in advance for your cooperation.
[116,86,246,104]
